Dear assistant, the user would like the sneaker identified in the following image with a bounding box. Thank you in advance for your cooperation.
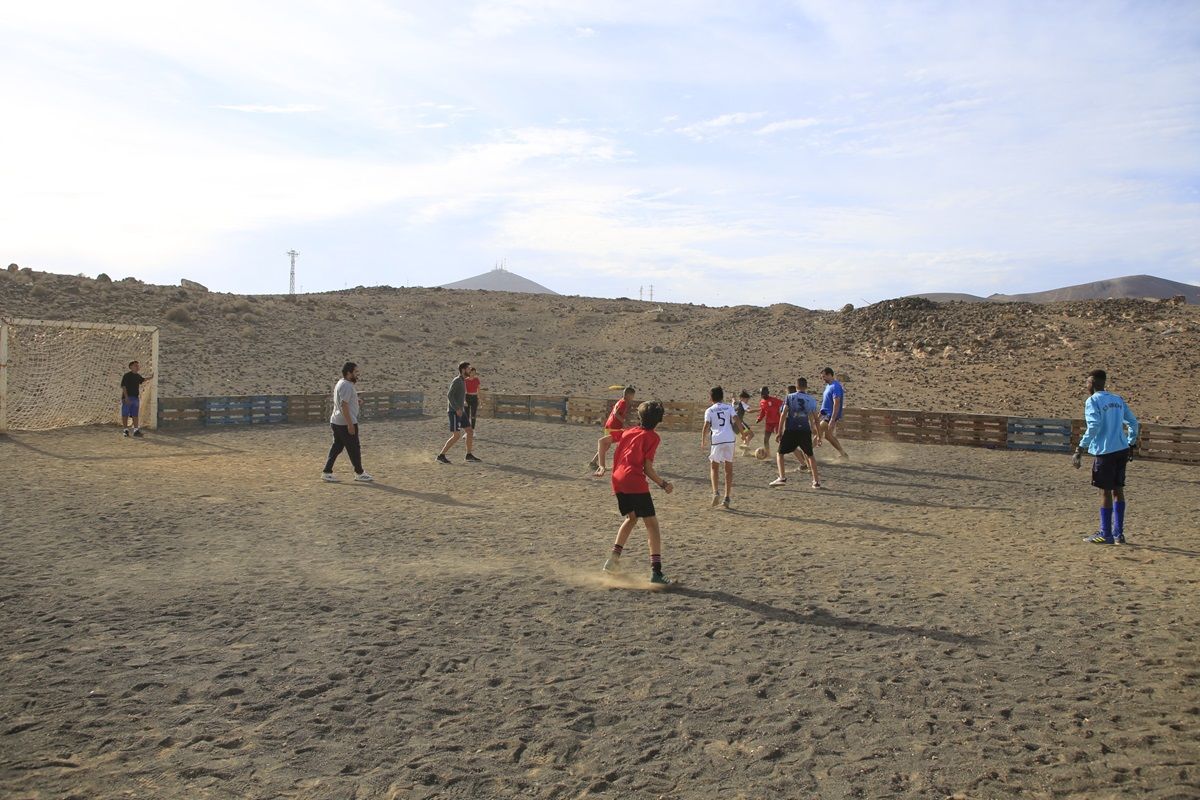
[436,454,451,464]
[1086,533,1114,545]
[465,453,482,463]
[602,556,621,573]
[587,456,600,471]
[122,428,130,437]
[811,481,822,489]
[710,494,720,508]
[322,472,338,482]
[354,472,374,482]
[721,496,731,510]
[769,477,787,487]
[132,429,144,438]
[649,572,673,586]
[1114,533,1126,544]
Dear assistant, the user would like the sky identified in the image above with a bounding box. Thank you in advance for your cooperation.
[2,1,1198,308]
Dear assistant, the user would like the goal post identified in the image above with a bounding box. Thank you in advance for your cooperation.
[0,318,159,432]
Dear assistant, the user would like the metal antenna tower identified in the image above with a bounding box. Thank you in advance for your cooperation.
[287,250,299,295]
[648,284,654,302]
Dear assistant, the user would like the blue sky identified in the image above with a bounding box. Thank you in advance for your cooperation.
[2,1,1197,308]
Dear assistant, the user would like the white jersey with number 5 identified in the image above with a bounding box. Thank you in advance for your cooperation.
[705,402,738,445]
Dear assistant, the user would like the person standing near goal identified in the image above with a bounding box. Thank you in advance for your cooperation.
[702,386,744,509]
[322,361,373,482]
[1073,369,1139,544]
[120,360,152,437]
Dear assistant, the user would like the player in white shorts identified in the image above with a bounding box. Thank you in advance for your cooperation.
[702,385,744,510]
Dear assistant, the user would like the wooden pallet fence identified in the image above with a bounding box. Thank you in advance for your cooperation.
[1006,417,1074,453]
[492,393,568,423]
[1135,423,1200,465]
[158,391,424,428]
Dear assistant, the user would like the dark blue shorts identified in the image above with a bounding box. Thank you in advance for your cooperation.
[1091,448,1129,490]
[448,409,471,432]
[121,397,140,418]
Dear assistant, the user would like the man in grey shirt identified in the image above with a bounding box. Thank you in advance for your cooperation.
[322,361,373,482]
[437,360,480,463]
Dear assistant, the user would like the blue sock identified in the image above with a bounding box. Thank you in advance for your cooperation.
[1114,501,1126,536]
[1099,507,1112,538]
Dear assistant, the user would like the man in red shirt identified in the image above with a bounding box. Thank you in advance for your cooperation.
[590,385,635,476]
[756,386,783,456]
[601,400,674,585]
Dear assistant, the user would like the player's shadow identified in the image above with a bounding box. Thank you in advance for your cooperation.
[1121,542,1199,558]
[487,462,576,482]
[472,436,569,453]
[840,462,1023,485]
[732,508,938,538]
[4,431,239,461]
[672,587,986,646]
[817,486,1012,511]
[358,482,481,508]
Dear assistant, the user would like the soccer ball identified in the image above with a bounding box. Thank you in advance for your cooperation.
[754,447,768,460]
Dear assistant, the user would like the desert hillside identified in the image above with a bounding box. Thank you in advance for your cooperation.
[2,267,1198,424]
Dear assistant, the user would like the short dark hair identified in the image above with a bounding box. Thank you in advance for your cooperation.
[760,385,770,398]
[710,385,724,402]
[787,385,796,393]
[739,390,750,399]
[458,361,470,373]
[638,400,665,430]
[624,385,636,395]
[822,367,835,377]
[797,377,808,389]
[342,361,357,377]
[1089,369,1107,390]
[128,360,138,369]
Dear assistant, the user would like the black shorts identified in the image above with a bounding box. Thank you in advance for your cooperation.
[778,428,813,457]
[616,492,656,518]
[1091,448,1129,490]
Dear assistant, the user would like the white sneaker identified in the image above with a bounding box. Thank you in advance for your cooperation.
[322,473,338,482]
[355,472,374,482]
[769,477,787,487]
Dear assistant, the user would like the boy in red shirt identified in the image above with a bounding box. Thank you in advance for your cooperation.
[756,386,783,456]
[601,400,675,585]
[591,385,635,476]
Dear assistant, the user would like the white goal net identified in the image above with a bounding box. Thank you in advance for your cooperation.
[0,318,159,432]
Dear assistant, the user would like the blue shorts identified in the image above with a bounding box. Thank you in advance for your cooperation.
[121,397,140,418]
[448,409,471,432]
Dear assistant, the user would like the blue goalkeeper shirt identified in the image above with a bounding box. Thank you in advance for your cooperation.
[1078,390,1139,456]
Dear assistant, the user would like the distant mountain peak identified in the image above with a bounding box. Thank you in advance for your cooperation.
[440,263,559,295]
[912,274,1198,304]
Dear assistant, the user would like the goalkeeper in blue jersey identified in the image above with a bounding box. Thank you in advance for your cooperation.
[1073,369,1139,545]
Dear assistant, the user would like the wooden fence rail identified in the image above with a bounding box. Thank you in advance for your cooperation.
[158,391,423,428]
[156,389,1200,466]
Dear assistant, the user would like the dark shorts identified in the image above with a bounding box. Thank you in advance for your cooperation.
[1091,448,1129,490]
[448,409,471,432]
[779,428,813,457]
[121,397,140,418]
[616,492,656,518]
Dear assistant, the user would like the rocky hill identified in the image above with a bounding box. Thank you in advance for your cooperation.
[2,266,1197,424]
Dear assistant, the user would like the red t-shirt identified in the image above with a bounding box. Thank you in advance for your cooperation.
[604,397,628,430]
[465,376,480,394]
[610,427,660,494]
[758,396,782,426]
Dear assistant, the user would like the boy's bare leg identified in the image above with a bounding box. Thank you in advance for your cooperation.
[439,430,462,456]
[593,434,612,475]
[709,461,721,506]
[775,452,787,481]
[763,428,771,454]
[806,452,821,486]
[723,461,734,499]
[465,427,474,453]
[614,513,638,549]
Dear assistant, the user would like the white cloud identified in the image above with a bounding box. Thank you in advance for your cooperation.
[216,104,324,114]
[755,118,820,136]
[675,112,766,140]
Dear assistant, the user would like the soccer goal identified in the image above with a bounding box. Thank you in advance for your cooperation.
[0,318,159,432]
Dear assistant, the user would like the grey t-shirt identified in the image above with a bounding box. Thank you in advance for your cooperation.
[447,375,466,413]
[330,378,359,425]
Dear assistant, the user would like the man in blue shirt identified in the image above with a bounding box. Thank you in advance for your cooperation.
[817,367,849,459]
[771,377,822,488]
[1073,369,1139,544]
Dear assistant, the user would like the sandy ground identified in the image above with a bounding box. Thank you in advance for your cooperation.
[1,417,1197,800]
